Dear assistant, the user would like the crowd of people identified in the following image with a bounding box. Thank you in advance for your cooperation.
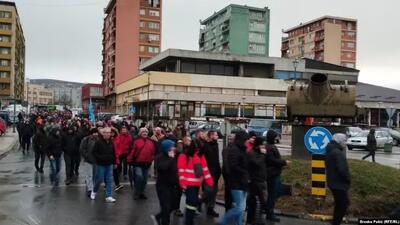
[15,110,351,225]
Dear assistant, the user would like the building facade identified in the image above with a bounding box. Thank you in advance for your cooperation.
[199,4,270,56]
[24,82,53,106]
[102,0,162,111]
[282,16,357,68]
[114,49,359,120]
[0,1,25,106]
[81,83,105,113]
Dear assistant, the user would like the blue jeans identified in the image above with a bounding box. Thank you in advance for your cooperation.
[94,165,113,198]
[133,166,148,195]
[49,157,61,186]
[220,190,247,225]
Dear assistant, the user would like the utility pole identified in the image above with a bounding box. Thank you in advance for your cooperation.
[146,74,150,122]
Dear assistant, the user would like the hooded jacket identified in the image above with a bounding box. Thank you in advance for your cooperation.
[33,129,47,153]
[227,131,249,191]
[203,140,221,181]
[113,132,133,164]
[92,137,116,165]
[247,147,267,184]
[61,130,80,156]
[325,141,351,191]
[265,130,286,178]
[155,145,178,186]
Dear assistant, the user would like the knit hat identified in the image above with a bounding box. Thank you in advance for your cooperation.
[333,133,347,145]
[139,127,149,135]
[161,140,175,153]
[254,137,264,147]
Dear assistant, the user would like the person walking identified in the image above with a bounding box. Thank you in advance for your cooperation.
[79,128,99,197]
[91,127,116,203]
[62,126,80,185]
[127,127,156,200]
[113,126,133,191]
[222,133,235,212]
[220,131,249,225]
[33,126,47,173]
[246,137,268,225]
[362,129,376,162]
[202,130,221,217]
[326,133,351,225]
[151,139,178,225]
[46,128,63,187]
[177,140,214,225]
[21,119,34,154]
[265,130,288,222]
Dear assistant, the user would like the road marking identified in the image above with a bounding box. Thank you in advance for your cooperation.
[28,215,40,225]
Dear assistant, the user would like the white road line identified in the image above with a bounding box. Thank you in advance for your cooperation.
[28,215,40,225]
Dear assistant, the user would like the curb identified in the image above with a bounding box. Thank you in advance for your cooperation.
[0,133,19,160]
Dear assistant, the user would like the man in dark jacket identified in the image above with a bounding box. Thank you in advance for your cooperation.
[202,130,221,217]
[326,133,351,225]
[21,120,35,154]
[220,131,249,225]
[33,126,47,173]
[265,130,287,222]
[222,133,235,212]
[62,126,80,185]
[362,129,376,162]
[247,137,268,225]
[91,127,116,203]
[46,128,63,186]
[79,128,99,197]
[152,139,177,225]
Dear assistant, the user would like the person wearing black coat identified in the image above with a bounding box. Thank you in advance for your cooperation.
[220,131,249,225]
[33,126,47,173]
[202,130,221,217]
[362,129,376,162]
[247,137,268,225]
[46,128,63,186]
[21,120,35,154]
[265,130,287,222]
[326,133,351,225]
[222,134,235,212]
[152,139,177,225]
[61,127,80,185]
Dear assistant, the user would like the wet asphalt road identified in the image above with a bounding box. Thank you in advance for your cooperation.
[0,145,329,225]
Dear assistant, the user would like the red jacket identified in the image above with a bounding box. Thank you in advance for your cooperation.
[127,137,156,165]
[177,153,214,189]
[113,133,133,165]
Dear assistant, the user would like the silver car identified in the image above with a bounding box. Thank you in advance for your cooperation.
[346,130,393,150]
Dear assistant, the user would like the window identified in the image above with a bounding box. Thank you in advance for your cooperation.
[0,47,10,54]
[347,42,355,49]
[249,43,266,54]
[0,11,11,18]
[0,23,11,30]
[148,34,160,41]
[249,32,265,43]
[249,11,264,20]
[149,10,159,17]
[148,22,160,29]
[148,0,160,8]
[0,83,9,90]
[139,21,145,28]
[140,9,146,15]
[0,35,10,42]
[139,33,146,41]
[139,45,145,52]
[249,21,265,32]
[0,59,9,66]
[0,71,9,78]
[148,46,159,53]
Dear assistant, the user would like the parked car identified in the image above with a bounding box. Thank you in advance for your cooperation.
[247,119,284,143]
[345,126,363,137]
[346,130,393,150]
[111,115,124,123]
[0,117,6,136]
[377,128,400,146]
[188,121,207,133]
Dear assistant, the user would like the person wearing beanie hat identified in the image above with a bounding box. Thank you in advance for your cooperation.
[247,137,267,225]
[245,131,257,152]
[113,126,133,191]
[79,127,100,197]
[325,133,350,225]
[152,139,177,225]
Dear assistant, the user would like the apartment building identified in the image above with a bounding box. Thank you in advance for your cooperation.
[24,83,53,106]
[0,1,25,106]
[102,0,162,111]
[282,16,357,68]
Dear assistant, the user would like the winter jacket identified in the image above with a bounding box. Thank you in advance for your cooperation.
[265,143,286,178]
[79,135,98,164]
[33,130,47,153]
[222,144,233,176]
[21,123,34,140]
[325,141,351,191]
[367,133,377,152]
[227,144,249,191]
[61,132,80,156]
[113,133,133,165]
[155,152,178,186]
[46,132,63,158]
[127,137,156,167]
[203,140,221,181]
[92,137,116,166]
[177,152,214,189]
[247,149,267,184]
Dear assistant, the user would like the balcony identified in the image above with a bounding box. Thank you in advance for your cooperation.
[0,89,10,96]
[281,44,289,51]
[315,35,324,42]
[0,77,10,83]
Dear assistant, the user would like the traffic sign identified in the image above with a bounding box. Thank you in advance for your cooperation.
[304,127,333,155]
[129,105,136,114]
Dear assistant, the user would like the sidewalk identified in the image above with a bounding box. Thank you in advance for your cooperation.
[0,130,18,160]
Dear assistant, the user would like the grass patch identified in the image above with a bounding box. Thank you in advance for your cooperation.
[277,157,400,217]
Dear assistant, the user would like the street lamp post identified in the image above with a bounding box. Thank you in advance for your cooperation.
[12,98,16,133]
[292,59,299,79]
[146,73,150,122]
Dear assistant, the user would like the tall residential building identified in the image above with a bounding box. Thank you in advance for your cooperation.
[199,4,270,56]
[0,1,25,106]
[102,0,162,111]
[281,16,357,68]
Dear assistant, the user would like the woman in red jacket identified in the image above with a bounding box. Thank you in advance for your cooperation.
[113,126,132,191]
[177,140,214,225]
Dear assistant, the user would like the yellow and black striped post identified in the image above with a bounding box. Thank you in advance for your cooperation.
[311,154,326,197]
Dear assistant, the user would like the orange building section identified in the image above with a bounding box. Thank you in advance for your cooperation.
[281,16,357,69]
[102,0,162,110]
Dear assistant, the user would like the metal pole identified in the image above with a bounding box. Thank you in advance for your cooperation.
[12,98,16,133]
[146,74,150,122]
[379,107,381,127]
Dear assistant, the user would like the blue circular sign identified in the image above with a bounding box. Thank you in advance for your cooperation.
[304,127,333,155]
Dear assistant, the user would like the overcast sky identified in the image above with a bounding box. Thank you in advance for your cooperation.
[14,0,400,89]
